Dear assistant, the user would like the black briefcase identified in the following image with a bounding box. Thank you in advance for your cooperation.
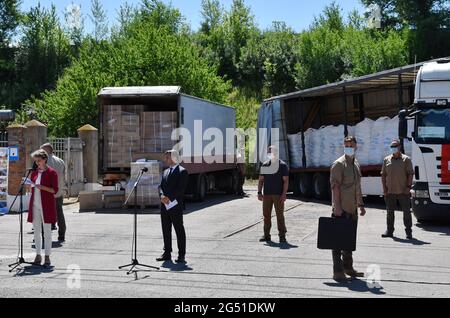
[317,215,358,251]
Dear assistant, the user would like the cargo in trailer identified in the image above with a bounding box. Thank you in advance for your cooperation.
[98,86,239,201]
[257,59,444,201]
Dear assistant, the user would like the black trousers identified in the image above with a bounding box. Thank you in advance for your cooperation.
[161,205,186,257]
[56,196,66,239]
[332,212,358,274]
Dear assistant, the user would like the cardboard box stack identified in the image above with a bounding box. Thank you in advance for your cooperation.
[104,106,141,168]
[125,161,162,207]
[141,112,177,153]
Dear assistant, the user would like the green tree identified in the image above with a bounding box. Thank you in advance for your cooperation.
[90,0,109,41]
[197,0,257,85]
[0,0,21,108]
[361,0,450,60]
[0,0,21,46]
[2,4,72,109]
[26,3,230,137]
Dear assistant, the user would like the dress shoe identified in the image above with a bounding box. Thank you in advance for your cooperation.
[279,236,287,244]
[175,256,186,264]
[58,237,65,243]
[333,272,348,282]
[259,236,271,242]
[44,256,51,267]
[406,231,413,240]
[33,255,42,266]
[382,231,394,238]
[156,254,171,262]
[345,269,364,278]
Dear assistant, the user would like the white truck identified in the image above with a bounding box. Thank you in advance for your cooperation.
[400,59,450,221]
[98,86,239,201]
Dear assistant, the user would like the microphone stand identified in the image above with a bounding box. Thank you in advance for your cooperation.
[119,169,159,275]
[9,168,37,272]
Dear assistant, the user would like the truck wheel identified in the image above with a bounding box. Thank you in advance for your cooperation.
[194,174,207,202]
[299,174,313,198]
[313,173,330,200]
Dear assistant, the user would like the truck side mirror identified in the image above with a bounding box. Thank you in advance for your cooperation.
[398,110,408,139]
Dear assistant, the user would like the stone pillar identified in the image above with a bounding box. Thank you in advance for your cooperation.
[78,124,98,185]
[24,120,47,170]
[7,124,27,196]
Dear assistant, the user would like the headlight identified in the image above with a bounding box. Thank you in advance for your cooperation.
[413,190,430,198]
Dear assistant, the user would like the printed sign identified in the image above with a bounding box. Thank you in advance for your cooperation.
[0,148,9,214]
[9,146,19,162]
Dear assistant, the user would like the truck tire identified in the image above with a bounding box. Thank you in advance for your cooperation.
[299,173,313,198]
[194,174,207,202]
[313,173,330,200]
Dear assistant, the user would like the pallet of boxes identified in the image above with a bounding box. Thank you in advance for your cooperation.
[78,106,178,212]
[125,161,162,209]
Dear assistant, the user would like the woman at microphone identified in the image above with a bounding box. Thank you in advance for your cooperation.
[27,149,59,267]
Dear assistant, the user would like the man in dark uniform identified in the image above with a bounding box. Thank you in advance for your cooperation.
[330,136,367,282]
[157,150,189,264]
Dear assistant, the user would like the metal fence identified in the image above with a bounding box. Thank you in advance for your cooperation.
[47,138,85,198]
[0,131,8,148]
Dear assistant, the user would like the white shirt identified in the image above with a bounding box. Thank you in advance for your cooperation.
[33,171,43,213]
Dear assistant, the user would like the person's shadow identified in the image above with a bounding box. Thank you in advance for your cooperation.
[265,241,299,250]
[14,265,54,277]
[392,237,431,246]
[161,260,193,272]
[325,278,386,295]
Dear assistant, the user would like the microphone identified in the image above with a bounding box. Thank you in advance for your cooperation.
[141,167,149,173]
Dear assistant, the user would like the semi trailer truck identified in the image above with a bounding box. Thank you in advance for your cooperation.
[400,59,450,221]
[257,58,450,222]
[98,86,239,201]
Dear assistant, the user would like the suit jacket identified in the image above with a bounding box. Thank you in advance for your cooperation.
[27,167,59,224]
[159,165,189,210]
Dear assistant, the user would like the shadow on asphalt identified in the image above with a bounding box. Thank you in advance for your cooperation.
[161,260,193,272]
[264,241,299,250]
[324,279,386,295]
[14,265,55,277]
[31,241,63,250]
[93,193,247,215]
[416,222,450,236]
[391,237,431,245]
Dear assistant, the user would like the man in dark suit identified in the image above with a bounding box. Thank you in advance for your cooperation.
[157,150,189,264]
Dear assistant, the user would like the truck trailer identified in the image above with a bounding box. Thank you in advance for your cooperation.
[257,58,450,222]
[98,86,239,201]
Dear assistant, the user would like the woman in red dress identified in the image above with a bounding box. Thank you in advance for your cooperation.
[27,149,59,267]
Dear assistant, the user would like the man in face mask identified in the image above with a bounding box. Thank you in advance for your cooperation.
[381,139,415,239]
[330,136,366,282]
[258,146,290,244]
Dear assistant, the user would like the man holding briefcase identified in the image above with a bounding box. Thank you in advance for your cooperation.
[330,136,367,282]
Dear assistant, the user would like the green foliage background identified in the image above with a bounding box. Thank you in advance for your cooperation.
[1,0,449,137]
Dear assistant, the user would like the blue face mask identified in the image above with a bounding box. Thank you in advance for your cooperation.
[344,147,355,157]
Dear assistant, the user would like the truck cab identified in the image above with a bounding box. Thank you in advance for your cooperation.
[402,59,450,221]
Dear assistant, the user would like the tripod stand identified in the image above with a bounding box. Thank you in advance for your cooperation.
[119,169,159,275]
[9,168,36,272]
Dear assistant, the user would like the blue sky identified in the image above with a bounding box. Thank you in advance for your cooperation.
[21,0,366,33]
